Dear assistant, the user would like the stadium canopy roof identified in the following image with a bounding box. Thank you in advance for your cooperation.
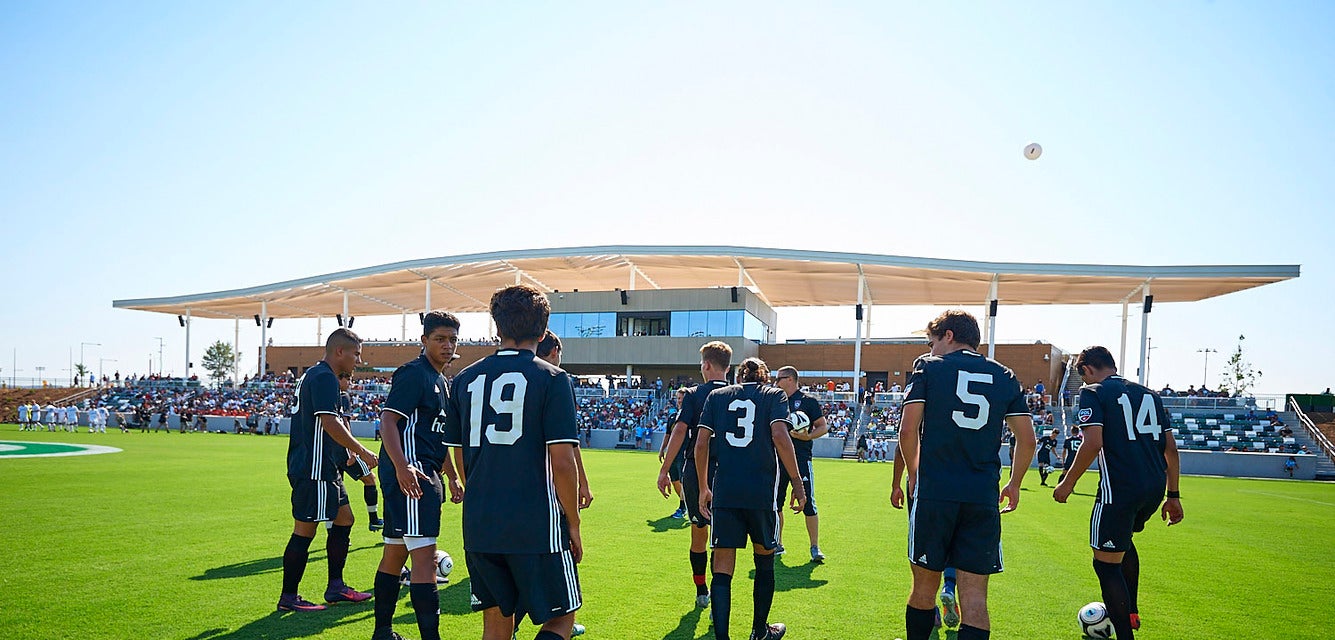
[113,245,1299,320]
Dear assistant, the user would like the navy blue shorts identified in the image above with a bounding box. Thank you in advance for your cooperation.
[777,458,817,517]
[467,550,582,624]
[682,458,715,528]
[908,498,1002,575]
[1090,491,1162,553]
[289,475,348,523]
[711,507,779,550]
[380,466,443,539]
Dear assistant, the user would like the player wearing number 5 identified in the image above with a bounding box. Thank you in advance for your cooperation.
[695,357,805,640]
[898,310,1035,640]
[445,285,583,640]
[1053,346,1183,640]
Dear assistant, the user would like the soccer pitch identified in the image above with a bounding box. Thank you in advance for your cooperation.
[1,429,1331,639]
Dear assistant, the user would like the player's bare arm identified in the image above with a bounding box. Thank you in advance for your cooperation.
[1161,434,1184,525]
[379,409,428,499]
[899,400,924,495]
[441,443,464,504]
[320,413,377,468]
[1000,414,1036,513]
[1053,425,1104,503]
[657,422,688,497]
[694,427,714,519]
[550,442,583,562]
[771,420,806,512]
[890,443,906,509]
[575,447,593,509]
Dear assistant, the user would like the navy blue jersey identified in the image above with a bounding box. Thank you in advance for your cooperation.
[287,361,343,481]
[699,383,790,510]
[382,354,450,474]
[1063,435,1083,458]
[1075,375,1170,502]
[1036,434,1057,462]
[444,348,580,554]
[675,380,729,460]
[786,390,824,463]
[904,349,1028,505]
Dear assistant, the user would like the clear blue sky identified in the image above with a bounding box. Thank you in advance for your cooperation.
[2,2,1331,395]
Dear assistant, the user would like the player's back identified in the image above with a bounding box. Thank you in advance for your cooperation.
[1076,375,1169,501]
[288,361,340,481]
[446,348,579,554]
[701,382,788,510]
[906,349,1027,504]
[677,380,728,460]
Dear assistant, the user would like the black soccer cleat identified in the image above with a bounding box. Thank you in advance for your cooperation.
[277,593,327,612]
[368,517,384,532]
[750,622,787,640]
[371,628,409,640]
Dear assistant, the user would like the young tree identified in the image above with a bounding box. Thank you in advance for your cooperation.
[74,363,90,387]
[201,341,238,385]
[1218,334,1262,397]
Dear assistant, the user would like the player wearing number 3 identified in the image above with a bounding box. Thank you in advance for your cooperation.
[898,310,1035,640]
[445,285,583,640]
[1053,346,1184,640]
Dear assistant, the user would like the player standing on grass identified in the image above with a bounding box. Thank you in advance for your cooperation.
[335,372,383,532]
[277,327,379,613]
[898,310,1035,640]
[696,357,805,640]
[445,285,583,640]
[772,366,828,562]
[1036,428,1058,486]
[369,311,465,640]
[1053,346,1184,640]
[658,387,690,519]
[657,341,733,609]
[1057,425,1082,484]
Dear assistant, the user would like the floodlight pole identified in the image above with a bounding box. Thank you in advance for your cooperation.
[852,268,865,394]
[1137,285,1153,385]
[81,342,101,386]
[259,301,269,378]
[99,358,117,383]
[183,308,192,379]
[153,337,165,377]
[986,275,999,359]
[234,318,240,384]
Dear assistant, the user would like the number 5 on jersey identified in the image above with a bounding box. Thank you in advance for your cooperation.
[466,373,527,446]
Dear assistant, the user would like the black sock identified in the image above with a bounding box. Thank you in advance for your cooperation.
[690,551,709,596]
[281,533,314,595]
[409,582,440,640]
[1123,543,1141,614]
[374,570,401,631]
[711,572,733,640]
[534,632,563,640]
[905,605,937,640]
[752,553,776,635]
[1094,559,1134,640]
[958,624,990,640]
[365,485,378,511]
[326,524,351,585]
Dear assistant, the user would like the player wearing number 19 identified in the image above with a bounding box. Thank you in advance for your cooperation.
[898,310,1035,640]
[444,285,583,640]
[1053,346,1184,640]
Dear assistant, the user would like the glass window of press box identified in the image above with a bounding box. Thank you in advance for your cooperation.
[547,309,768,342]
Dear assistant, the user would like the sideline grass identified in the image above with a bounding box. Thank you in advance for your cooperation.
[1,427,1332,639]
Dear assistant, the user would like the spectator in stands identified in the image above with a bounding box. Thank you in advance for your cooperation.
[1298,445,1311,455]
[1160,384,1174,396]
[1284,457,1297,477]
[1186,385,1197,397]
[1035,380,1045,398]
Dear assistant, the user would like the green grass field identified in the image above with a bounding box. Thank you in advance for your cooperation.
[1,427,1332,640]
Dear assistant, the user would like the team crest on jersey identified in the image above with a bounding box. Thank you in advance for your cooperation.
[904,383,913,396]
[1078,408,1093,423]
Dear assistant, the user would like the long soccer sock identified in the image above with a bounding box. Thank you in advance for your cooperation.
[957,624,990,640]
[679,499,686,512]
[373,570,401,631]
[1094,559,1135,640]
[1122,543,1141,614]
[534,631,563,640]
[690,551,709,596]
[281,533,314,595]
[942,567,957,596]
[364,485,379,517]
[326,524,351,585]
[409,582,441,640]
[905,605,937,640]
[752,553,776,635]
[711,572,733,640]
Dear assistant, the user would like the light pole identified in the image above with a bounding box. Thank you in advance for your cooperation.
[1197,348,1217,388]
[81,342,101,387]
[35,366,46,385]
[153,337,165,377]
[99,358,117,386]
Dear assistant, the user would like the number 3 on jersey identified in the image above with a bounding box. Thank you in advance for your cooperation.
[1116,394,1162,441]
[466,373,527,446]
[725,399,755,447]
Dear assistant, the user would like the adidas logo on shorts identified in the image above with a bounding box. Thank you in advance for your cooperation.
[1102,540,1116,549]
[917,554,928,564]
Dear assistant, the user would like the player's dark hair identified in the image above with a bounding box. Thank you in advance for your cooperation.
[1075,346,1117,373]
[737,357,770,384]
[422,310,461,338]
[700,341,733,371]
[490,284,550,343]
[536,330,562,358]
[925,309,981,349]
[325,327,362,356]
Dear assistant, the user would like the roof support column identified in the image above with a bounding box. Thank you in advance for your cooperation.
[425,278,432,312]
[342,292,349,325]
[852,268,865,394]
[401,313,407,341]
[1138,284,1154,385]
[316,315,322,347]
[233,318,240,384]
[1119,301,1129,372]
[184,308,192,379]
[259,301,268,378]
[986,275,999,359]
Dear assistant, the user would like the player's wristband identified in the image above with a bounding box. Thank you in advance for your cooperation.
[1166,491,1181,499]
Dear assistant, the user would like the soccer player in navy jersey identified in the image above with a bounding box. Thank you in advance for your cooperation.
[658,386,690,519]
[445,285,583,640]
[899,310,1035,640]
[278,328,379,613]
[657,341,733,609]
[695,357,805,640]
[1054,346,1184,640]
[335,372,382,532]
[772,366,828,563]
[369,311,465,640]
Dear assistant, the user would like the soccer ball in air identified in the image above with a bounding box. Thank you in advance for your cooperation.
[435,550,453,581]
[1078,602,1115,638]
[788,411,812,434]
[1024,143,1042,160]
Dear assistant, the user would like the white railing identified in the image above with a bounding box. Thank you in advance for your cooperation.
[1160,394,1284,411]
[1289,398,1335,463]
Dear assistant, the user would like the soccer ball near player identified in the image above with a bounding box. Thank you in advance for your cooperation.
[788,410,812,434]
[1078,602,1115,638]
[435,549,453,581]
[1024,142,1042,160]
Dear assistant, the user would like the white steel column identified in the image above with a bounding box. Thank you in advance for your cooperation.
[986,275,998,359]
[233,318,240,383]
[425,277,432,312]
[342,292,349,326]
[852,269,865,393]
[1138,284,1153,385]
[401,313,407,341]
[259,301,269,377]
[1119,301,1129,371]
[184,308,192,378]
[316,316,323,346]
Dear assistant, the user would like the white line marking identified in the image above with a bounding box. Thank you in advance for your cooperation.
[1238,490,1335,507]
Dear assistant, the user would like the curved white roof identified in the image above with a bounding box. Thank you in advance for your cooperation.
[113,245,1299,319]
